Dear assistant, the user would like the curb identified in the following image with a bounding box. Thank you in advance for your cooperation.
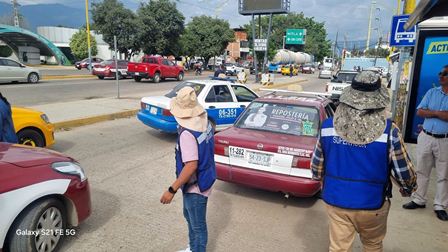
[252,79,308,91]
[54,109,139,131]
[43,75,96,80]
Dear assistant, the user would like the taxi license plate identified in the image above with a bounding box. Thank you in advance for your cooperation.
[150,107,158,115]
[248,151,272,167]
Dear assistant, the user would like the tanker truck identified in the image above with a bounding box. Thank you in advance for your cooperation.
[269,49,314,72]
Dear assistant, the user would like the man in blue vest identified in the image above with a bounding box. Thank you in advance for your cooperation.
[0,92,18,144]
[311,71,417,252]
[160,86,216,252]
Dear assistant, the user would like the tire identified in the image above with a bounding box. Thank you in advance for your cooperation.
[153,73,161,83]
[115,73,122,80]
[177,72,184,81]
[8,198,67,252]
[134,76,142,82]
[98,76,104,80]
[17,129,45,147]
[28,73,39,84]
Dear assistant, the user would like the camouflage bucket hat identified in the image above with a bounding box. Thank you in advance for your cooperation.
[334,71,390,145]
[339,70,390,110]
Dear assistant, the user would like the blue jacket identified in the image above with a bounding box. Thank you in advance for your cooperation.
[320,118,391,210]
[0,96,18,144]
[175,123,216,192]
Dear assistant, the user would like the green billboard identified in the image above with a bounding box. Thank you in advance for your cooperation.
[286,29,306,45]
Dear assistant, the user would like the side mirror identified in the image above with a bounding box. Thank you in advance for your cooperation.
[20,64,26,68]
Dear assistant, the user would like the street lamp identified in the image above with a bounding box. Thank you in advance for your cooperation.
[85,0,92,72]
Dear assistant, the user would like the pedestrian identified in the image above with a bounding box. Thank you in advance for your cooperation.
[160,86,216,252]
[289,64,294,78]
[0,92,18,144]
[214,64,226,78]
[403,65,448,221]
[311,70,417,252]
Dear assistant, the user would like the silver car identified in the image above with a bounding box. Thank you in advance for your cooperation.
[0,58,40,84]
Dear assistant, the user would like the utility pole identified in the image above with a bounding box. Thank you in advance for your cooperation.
[85,0,92,72]
[11,0,20,27]
[366,0,376,50]
[332,31,338,69]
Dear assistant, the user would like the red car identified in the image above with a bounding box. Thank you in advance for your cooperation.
[214,91,336,197]
[0,143,91,252]
[92,59,129,79]
[127,55,184,83]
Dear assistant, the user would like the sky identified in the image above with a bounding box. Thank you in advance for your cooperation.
[1,0,405,45]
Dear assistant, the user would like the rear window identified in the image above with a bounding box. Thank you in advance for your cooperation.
[336,72,357,83]
[235,102,320,137]
[165,82,205,98]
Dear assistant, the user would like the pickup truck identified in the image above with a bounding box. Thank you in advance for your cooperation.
[325,70,358,101]
[127,55,184,83]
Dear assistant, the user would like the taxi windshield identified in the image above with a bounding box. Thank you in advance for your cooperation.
[165,82,205,98]
[235,102,320,137]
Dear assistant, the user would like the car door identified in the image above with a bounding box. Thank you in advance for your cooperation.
[161,59,172,77]
[231,85,258,116]
[5,59,26,81]
[203,84,240,128]
[0,59,12,82]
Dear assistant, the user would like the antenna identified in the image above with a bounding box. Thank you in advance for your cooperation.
[11,0,20,27]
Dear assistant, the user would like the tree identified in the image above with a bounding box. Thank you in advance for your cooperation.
[69,29,98,60]
[365,48,389,58]
[245,13,332,62]
[91,0,140,59]
[136,0,184,55]
[0,45,13,57]
[180,15,234,65]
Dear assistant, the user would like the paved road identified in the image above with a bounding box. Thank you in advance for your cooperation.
[47,76,445,252]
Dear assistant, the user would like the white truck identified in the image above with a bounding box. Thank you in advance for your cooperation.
[325,70,358,102]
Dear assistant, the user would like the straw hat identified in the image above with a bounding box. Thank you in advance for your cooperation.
[334,71,390,145]
[170,86,208,132]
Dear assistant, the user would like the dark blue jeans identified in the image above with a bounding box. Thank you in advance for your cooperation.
[183,193,208,252]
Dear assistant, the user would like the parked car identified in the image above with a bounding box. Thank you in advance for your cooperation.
[318,67,332,79]
[281,65,299,76]
[92,59,129,79]
[0,143,91,252]
[74,57,103,70]
[12,107,55,148]
[127,55,184,83]
[301,64,316,74]
[0,57,40,84]
[214,91,336,197]
[138,78,259,133]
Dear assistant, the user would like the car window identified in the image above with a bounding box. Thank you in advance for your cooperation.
[168,60,175,66]
[165,82,205,98]
[5,60,20,67]
[0,59,6,66]
[205,85,233,103]
[336,72,357,83]
[235,102,320,137]
[162,59,170,66]
[324,104,334,118]
[231,85,257,102]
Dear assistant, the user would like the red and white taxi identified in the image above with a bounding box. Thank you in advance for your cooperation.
[214,91,336,197]
[0,143,91,252]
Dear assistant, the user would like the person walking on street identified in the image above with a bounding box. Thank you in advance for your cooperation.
[311,71,417,252]
[160,87,216,252]
[0,92,18,144]
[289,64,294,78]
[403,65,448,221]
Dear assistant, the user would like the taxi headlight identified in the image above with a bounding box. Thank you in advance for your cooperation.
[52,162,87,182]
[40,114,50,124]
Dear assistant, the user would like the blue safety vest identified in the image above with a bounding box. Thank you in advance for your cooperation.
[175,123,216,192]
[320,118,391,210]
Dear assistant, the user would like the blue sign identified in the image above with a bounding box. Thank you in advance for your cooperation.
[390,15,416,47]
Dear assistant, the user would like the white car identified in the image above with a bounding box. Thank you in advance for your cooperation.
[318,68,332,79]
[0,57,40,84]
[137,78,259,133]
[224,63,245,76]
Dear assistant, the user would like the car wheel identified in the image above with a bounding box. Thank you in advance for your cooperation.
[76,67,81,70]
[8,198,67,252]
[17,129,45,147]
[28,73,39,84]
[134,76,142,82]
[115,73,122,80]
[153,73,161,83]
[98,76,104,80]
[177,72,184,81]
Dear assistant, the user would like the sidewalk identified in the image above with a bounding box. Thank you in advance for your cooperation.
[30,75,306,130]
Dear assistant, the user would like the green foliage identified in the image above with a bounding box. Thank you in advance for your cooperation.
[69,29,98,60]
[0,45,13,57]
[180,15,234,63]
[244,13,332,61]
[137,0,185,55]
[365,48,389,58]
[91,0,140,59]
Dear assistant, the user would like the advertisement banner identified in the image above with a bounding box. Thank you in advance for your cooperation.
[404,29,448,143]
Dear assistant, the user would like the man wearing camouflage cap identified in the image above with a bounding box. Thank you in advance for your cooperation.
[311,71,417,252]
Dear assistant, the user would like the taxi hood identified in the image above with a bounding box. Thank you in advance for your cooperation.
[0,143,71,168]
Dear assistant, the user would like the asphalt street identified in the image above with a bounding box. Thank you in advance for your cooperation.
[40,73,446,252]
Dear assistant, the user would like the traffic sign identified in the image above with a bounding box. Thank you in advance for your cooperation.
[286,29,306,45]
[390,15,417,47]
[254,38,267,51]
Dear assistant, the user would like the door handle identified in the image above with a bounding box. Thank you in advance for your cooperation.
[208,106,216,109]
[240,105,246,108]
